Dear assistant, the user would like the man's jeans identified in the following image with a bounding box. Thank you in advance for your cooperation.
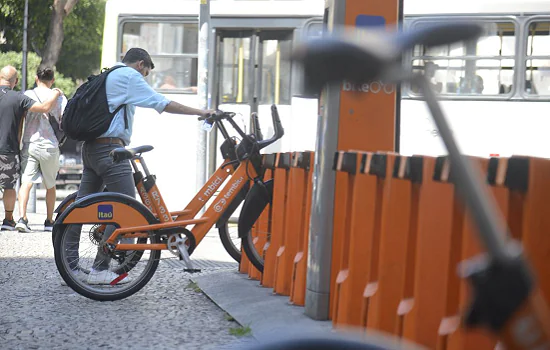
[65,142,135,271]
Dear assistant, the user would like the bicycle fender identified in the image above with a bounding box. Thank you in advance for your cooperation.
[54,191,78,214]
[238,179,274,238]
[54,187,109,214]
[216,181,251,227]
[55,192,158,229]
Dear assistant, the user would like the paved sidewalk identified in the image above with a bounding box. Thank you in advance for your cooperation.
[0,196,254,349]
[0,192,338,349]
[192,271,334,341]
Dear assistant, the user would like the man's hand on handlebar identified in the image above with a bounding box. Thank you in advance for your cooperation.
[198,109,216,120]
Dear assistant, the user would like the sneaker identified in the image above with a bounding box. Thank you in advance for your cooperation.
[15,218,32,233]
[61,269,89,286]
[86,269,130,285]
[1,218,16,231]
[44,219,54,232]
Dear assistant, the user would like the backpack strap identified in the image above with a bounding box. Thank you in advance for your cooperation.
[112,103,128,129]
[106,65,129,129]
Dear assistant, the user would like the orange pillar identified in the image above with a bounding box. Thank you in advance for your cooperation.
[309,0,401,321]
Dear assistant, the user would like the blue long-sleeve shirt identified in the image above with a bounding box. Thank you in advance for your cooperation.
[100,62,171,145]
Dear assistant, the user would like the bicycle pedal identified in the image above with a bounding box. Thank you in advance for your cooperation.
[184,269,202,273]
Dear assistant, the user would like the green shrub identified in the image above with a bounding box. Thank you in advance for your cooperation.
[0,51,76,97]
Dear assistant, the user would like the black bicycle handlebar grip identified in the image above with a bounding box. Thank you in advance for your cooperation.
[256,104,285,150]
[397,22,484,52]
[270,104,285,139]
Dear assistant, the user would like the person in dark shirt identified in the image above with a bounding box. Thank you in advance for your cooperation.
[0,65,63,231]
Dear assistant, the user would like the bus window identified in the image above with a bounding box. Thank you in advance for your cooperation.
[526,21,550,96]
[409,20,515,97]
[219,36,252,104]
[120,21,199,92]
[260,33,293,105]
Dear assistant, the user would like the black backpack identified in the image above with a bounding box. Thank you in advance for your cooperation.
[62,65,128,141]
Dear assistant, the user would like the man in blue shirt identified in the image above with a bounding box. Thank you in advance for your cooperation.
[65,48,214,285]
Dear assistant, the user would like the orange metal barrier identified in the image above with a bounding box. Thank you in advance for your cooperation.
[486,156,550,303]
[400,155,456,348]
[358,153,397,328]
[261,152,291,288]
[274,152,304,295]
[395,155,424,337]
[289,151,314,306]
[235,151,550,346]
[331,150,363,326]
[443,157,501,350]
[366,154,413,333]
[331,150,377,327]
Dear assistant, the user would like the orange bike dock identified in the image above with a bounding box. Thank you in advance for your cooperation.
[191,0,550,346]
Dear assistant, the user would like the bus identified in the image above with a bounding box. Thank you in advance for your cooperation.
[101,0,550,208]
[401,0,550,159]
[101,0,324,208]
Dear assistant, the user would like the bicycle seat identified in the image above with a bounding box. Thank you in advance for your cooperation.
[292,22,483,95]
[110,145,154,163]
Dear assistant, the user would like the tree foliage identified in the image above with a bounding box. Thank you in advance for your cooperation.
[0,0,106,80]
[0,51,76,96]
[39,0,81,71]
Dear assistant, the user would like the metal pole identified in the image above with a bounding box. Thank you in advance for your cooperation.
[196,0,211,196]
[22,0,36,214]
[304,0,345,320]
[22,0,28,90]
[207,28,218,177]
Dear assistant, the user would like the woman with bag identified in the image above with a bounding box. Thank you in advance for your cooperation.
[16,68,67,233]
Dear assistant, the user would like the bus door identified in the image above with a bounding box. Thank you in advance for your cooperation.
[213,28,294,166]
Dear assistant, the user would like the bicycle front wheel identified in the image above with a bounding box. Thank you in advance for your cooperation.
[218,218,241,263]
[241,229,265,272]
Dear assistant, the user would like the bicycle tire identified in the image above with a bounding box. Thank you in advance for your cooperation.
[54,223,160,302]
[241,230,263,272]
[218,218,241,263]
[216,184,250,263]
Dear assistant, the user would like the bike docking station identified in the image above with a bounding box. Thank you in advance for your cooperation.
[191,1,550,348]
[191,0,408,342]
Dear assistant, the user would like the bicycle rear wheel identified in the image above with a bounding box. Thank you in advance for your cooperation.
[54,223,160,301]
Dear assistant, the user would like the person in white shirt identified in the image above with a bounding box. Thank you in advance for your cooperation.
[16,68,67,233]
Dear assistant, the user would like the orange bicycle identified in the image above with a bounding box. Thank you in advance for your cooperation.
[51,111,267,266]
[53,105,283,301]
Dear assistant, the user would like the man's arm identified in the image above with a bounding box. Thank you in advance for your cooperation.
[126,72,213,117]
[27,89,62,113]
[163,101,212,117]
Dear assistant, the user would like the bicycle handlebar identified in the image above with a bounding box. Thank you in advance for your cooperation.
[199,110,236,122]
[257,104,284,150]
[199,105,284,153]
